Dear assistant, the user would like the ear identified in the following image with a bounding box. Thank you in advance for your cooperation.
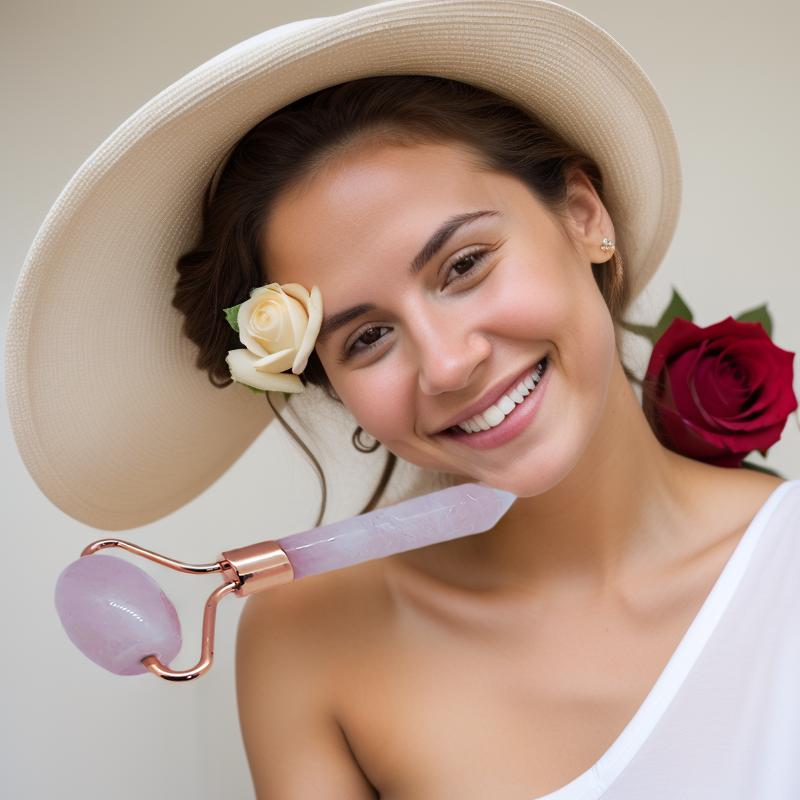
[562,169,615,263]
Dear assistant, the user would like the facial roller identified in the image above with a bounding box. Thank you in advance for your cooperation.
[55,482,516,681]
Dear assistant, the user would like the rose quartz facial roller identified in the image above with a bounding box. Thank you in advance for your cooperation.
[55,482,516,682]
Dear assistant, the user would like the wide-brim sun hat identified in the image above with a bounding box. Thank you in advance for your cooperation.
[5,0,682,531]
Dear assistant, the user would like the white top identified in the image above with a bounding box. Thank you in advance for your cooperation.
[533,478,800,800]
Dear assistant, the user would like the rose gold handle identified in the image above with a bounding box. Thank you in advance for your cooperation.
[141,581,238,682]
[81,538,225,574]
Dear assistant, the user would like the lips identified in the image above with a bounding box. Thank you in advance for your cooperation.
[433,354,549,434]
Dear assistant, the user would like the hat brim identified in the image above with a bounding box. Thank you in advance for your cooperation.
[4,0,681,530]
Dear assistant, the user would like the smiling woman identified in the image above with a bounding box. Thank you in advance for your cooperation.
[173,73,633,511]
[170,62,792,799]
[8,0,798,798]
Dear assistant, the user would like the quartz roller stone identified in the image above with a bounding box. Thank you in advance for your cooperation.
[276,482,517,579]
[55,553,182,676]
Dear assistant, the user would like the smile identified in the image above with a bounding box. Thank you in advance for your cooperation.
[439,355,551,449]
[450,356,548,433]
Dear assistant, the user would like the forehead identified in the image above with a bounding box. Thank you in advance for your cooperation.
[261,141,509,289]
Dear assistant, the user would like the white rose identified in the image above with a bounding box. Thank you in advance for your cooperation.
[225,282,323,393]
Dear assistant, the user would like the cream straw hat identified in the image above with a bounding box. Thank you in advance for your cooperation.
[4,0,681,530]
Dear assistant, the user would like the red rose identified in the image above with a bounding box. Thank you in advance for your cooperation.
[642,316,797,467]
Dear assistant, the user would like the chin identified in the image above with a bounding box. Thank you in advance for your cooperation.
[475,449,576,498]
[490,478,560,499]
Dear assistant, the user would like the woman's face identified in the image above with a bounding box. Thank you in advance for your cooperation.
[263,140,618,496]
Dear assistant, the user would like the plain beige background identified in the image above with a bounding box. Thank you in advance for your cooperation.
[2,1,798,798]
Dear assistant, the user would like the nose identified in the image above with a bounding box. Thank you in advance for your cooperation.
[412,310,491,396]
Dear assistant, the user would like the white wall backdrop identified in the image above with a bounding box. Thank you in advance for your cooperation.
[3,1,798,798]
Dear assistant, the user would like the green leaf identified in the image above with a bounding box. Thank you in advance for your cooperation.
[740,460,783,478]
[619,320,658,341]
[619,287,693,347]
[735,304,773,338]
[654,287,693,340]
[223,303,242,333]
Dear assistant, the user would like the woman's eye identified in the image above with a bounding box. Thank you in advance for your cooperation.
[341,325,391,361]
[443,247,491,287]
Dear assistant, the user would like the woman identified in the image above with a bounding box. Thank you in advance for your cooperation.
[195,74,789,798]
[7,1,797,798]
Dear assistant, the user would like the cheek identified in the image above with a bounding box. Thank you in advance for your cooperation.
[483,259,568,343]
[549,279,617,411]
[491,256,615,384]
[333,364,415,443]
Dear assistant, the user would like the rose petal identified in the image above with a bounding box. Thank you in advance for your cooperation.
[656,403,742,463]
[692,341,755,425]
[280,291,309,348]
[668,346,707,426]
[697,340,789,430]
[281,283,311,307]
[644,317,700,383]
[292,285,323,374]
[689,344,740,429]
[225,349,304,393]
[252,348,295,374]
[251,371,304,393]
[237,296,269,357]
[250,283,282,298]
[247,297,284,345]
[703,345,765,426]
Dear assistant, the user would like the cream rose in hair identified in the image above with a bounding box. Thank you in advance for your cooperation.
[224,282,323,393]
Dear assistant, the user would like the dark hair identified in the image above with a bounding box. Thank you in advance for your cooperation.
[173,75,644,522]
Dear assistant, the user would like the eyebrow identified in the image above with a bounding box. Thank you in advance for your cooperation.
[316,209,502,345]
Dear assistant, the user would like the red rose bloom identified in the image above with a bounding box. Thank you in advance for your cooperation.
[642,316,797,467]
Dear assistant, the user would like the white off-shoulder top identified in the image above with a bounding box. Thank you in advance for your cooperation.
[532,477,800,800]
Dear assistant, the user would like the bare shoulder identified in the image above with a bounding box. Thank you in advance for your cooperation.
[235,561,391,798]
[237,558,392,666]
[690,461,788,537]
[718,466,787,506]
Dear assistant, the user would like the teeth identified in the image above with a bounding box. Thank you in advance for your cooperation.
[496,395,516,415]
[455,359,547,434]
[480,405,505,428]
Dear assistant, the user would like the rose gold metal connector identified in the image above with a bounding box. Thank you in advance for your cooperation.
[80,537,294,681]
